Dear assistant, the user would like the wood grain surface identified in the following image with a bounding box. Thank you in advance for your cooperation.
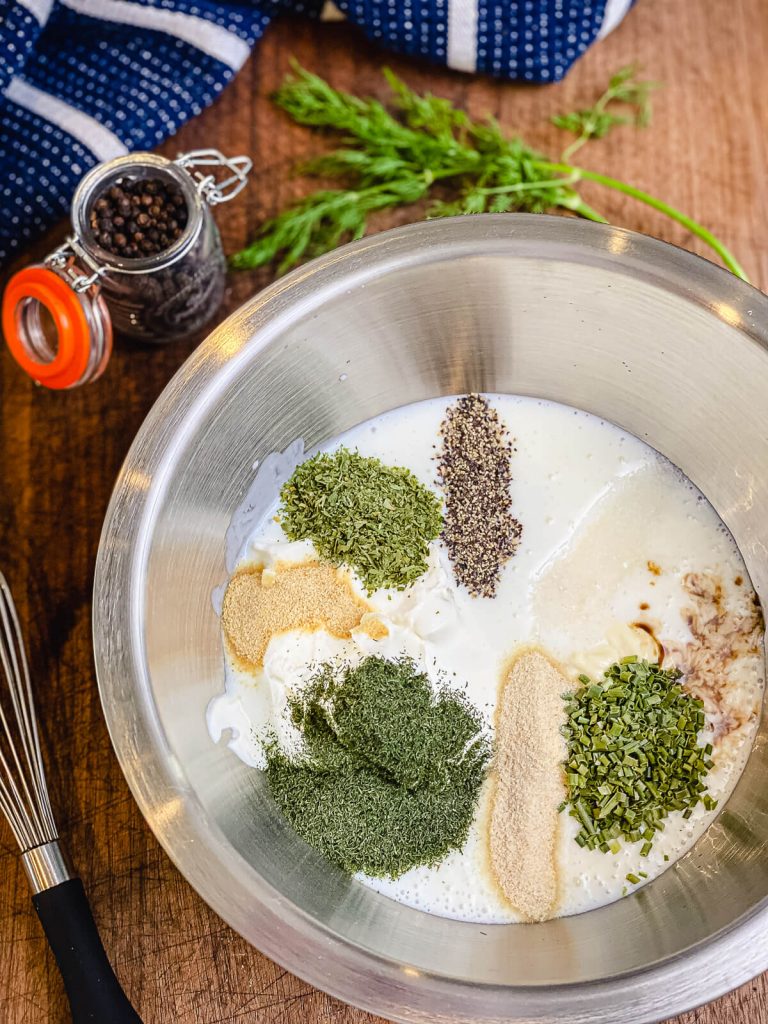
[1,1,767,1021]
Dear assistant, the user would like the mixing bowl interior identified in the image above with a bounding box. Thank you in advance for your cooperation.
[95,216,768,1022]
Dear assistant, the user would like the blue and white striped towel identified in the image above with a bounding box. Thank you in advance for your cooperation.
[0,0,634,267]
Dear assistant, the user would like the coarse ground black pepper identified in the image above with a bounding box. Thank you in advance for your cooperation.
[88,177,188,258]
[435,393,522,597]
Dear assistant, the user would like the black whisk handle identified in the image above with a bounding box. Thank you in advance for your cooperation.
[32,878,143,1023]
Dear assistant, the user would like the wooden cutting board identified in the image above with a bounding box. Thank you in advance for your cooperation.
[1,1,767,1020]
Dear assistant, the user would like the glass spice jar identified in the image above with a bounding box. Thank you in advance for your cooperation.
[2,149,251,389]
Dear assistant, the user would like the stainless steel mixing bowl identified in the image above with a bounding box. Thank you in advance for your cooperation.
[93,214,768,1024]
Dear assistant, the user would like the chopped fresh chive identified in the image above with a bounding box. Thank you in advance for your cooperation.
[626,873,641,884]
[560,659,716,855]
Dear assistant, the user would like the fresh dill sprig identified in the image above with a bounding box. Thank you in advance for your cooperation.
[231,64,747,282]
[552,64,660,161]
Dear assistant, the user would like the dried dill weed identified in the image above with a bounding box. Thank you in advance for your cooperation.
[264,656,491,878]
[436,394,522,597]
[278,447,442,594]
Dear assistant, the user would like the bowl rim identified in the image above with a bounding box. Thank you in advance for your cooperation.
[93,214,768,1024]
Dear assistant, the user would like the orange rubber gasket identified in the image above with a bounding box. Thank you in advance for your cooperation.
[2,266,92,389]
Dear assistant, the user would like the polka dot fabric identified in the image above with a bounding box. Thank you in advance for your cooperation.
[340,0,449,61]
[0,100,97,265]
[25,8,267,149]
[475,1,610,81]
[124,0,281,47]
[0,0,633,267]
[0,3,46,95]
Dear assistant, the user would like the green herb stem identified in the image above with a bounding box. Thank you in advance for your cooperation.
[540,162,749,281]
[553,64,659,162]
[561,132,592,165]
[562,198,610,224]
[477,173,582,195]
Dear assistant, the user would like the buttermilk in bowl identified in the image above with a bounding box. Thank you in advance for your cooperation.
[208,394,765,924]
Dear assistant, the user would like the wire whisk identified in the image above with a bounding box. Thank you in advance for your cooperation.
[0,571,142,1023]
[0,575,57,852]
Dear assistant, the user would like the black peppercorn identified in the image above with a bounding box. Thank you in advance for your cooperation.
[89,175,189,259]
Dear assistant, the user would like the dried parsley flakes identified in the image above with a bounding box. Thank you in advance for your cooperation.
[561,657,716,854]
[278,447,442,593]
[265,656,490,878]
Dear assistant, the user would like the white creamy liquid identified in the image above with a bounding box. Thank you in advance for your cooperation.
[208,395,764,924]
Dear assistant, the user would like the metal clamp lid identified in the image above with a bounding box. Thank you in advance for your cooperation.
[174,149,252,206]
[47,239,108,294]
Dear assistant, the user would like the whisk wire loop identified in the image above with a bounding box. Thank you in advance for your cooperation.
[0,572,58,852]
